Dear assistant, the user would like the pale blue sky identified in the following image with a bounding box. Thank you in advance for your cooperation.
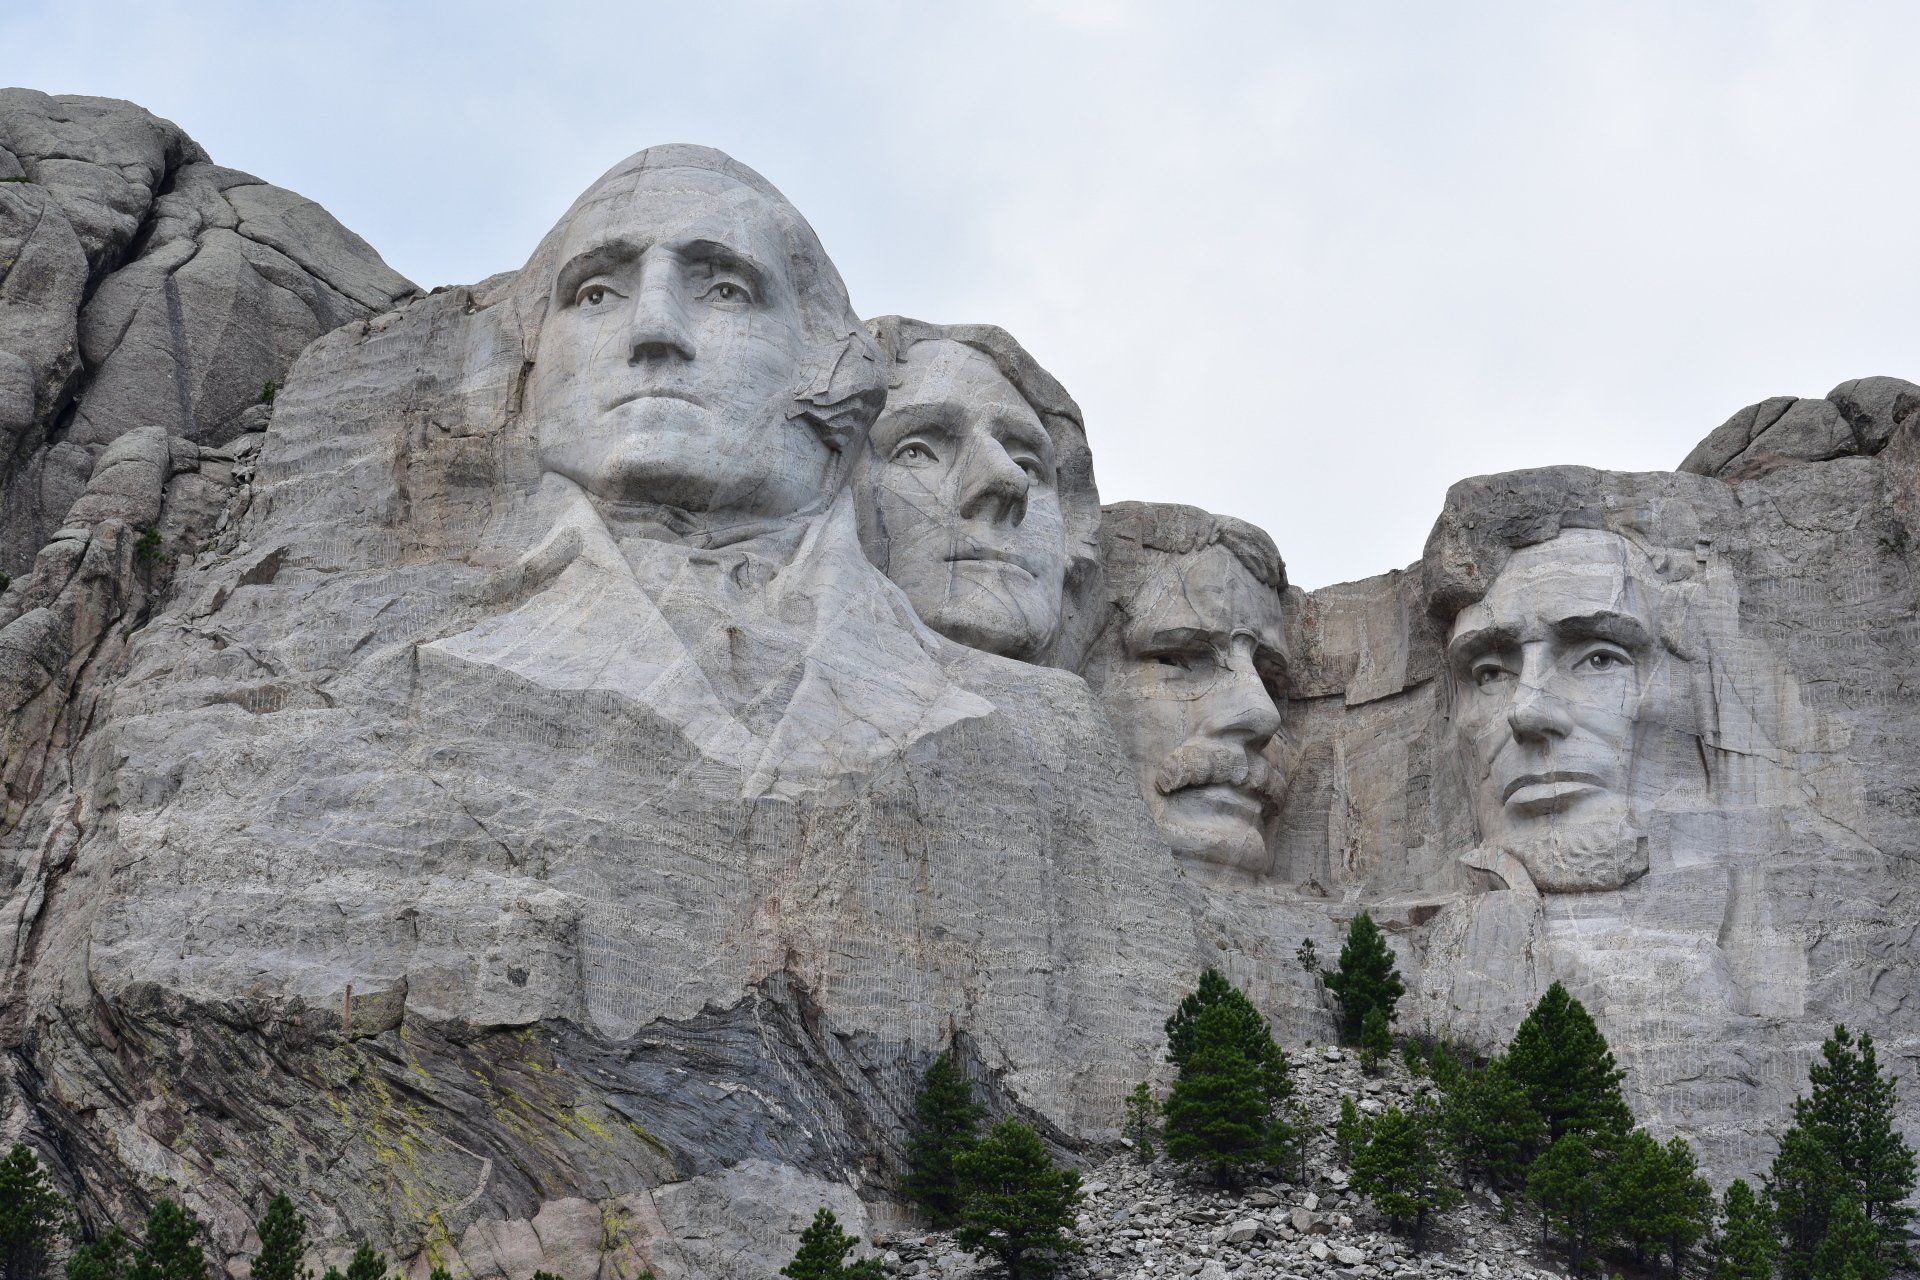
[8,1,1917,587]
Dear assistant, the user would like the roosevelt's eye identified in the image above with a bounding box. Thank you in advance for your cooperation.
[892,441,939,466]
[1576,648,1632,674]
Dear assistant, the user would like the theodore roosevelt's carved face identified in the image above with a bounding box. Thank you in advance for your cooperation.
[856,339,1069,659]
[530,165,828,520]
[1446,529,1696,890]
[1087,513,1289,876]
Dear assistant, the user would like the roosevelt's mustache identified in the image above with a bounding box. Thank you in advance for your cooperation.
[1156,743,1284,810]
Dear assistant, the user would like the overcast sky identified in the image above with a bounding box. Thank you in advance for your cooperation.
[8,1,1917,588]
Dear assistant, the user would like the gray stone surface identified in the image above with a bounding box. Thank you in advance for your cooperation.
[0,88,415,577]
[3,94,1920,1279]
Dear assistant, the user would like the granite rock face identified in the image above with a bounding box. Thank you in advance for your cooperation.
[0,89,415,576]
[2,94,1919,1280]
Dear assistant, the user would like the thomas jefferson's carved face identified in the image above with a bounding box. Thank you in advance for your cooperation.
[530,167,829,519]
[1447,530,1695,889]
[1089,542,1288,875]
[856,340,1068,659]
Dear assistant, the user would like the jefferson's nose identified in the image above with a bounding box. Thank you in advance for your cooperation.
[628,261,694,365]
[955,437,1030,525]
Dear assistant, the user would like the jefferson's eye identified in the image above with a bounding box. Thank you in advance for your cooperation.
[1015,457,1048,483]
[893,441,938,465]
[703,281,750,304]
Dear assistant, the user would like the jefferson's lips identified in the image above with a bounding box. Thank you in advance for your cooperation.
[945,546,1037,574]
[1501,770,1606,804]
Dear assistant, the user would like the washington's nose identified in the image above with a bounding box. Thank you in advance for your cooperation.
[956,438,1030,525]
[1506,681,1574,743]
[628,269,694,365]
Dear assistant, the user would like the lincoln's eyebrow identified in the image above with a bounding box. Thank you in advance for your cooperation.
[1446,623,1518,667]
[675,237,772,298]
[553,238,643,304]
[1551,610,1654,651]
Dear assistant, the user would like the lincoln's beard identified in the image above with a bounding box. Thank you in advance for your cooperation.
[1500,816,1649,894]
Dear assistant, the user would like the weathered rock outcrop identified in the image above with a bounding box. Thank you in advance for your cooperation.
[2,92,1918,1280]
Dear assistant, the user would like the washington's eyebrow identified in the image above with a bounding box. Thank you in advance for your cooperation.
[1551,611,1654,650]
[553,238,643,303]
[676,238,771,296]
[1128,623,1218,655]
[1446,624,1518,667]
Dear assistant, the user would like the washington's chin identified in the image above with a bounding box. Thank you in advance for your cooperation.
[915,580,1061,660]
[538,409,828,517]
[1156,786,1272,876]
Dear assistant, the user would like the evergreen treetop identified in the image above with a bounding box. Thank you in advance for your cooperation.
[1347,1105,1459,1253]
[780,1208,884,1280]
[64,1229,129,1280]
[1811,1197,1893,1280]
[1710,1178,1778,1280]
[904,1052,984,1228]
[1440,1052,1544,1191]
[952,1120,1082,1280]
[1,1144,70,1280]
[1505,982,1630,1145]
[339,1246,385,1280]
[1605,1130,1713,1278]
[128,1201,206,1280]
[1526,1133,1613,1275]
[1323,912,1405,1043]
[251,1196,308,1280]
[1162,999,1298,1185]
[1163,970,1290,1102]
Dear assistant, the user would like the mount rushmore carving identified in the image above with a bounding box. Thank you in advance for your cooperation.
[2,94,1918,1278]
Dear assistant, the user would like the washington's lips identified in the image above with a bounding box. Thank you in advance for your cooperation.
[607,387,705,409]
[946,543,1040,576]
[1501,769,1606,806]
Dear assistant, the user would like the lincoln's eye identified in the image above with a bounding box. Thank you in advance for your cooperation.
[1579,649,1630,673]
[1473,663,1510,688]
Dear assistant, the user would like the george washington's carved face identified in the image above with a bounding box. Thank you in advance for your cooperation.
[1447,529,1698,891]
[855,339,1069,659]
[530,165,829,520]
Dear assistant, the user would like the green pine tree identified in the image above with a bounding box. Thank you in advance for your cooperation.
[0,1144,70,1280]
[1164,969,1291,1099]
[1505,982,1631,1146]
[904,1052,984,1227]
[1710,1178,1778,1280]
[1323,912,1405,1043]
[1811,1197,1892,1280]
[128,1201,205,1280]
[425,1269,451,1280]
[1358,1006,1392,1075]
[251,1196,308,1280]
[952,1120,1082,1280]
[1426,1042,1463,1091]
[64,1230,128,1280]
[1767,1025,1915,1279]
[339,1247,385,1280]
[1334,1096,1363,1165]
[1605,1130,1713,1278]
[1121,1083,1159,1162]
[1441,1052,1544,1192]
[1348,1105,1460,1253]
[1527,1133,1612,1274]
[780,1208,883,1280]
[530,1272,563,1280]
[1163,999,1297,1185]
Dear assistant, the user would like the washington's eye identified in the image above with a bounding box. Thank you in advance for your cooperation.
[1151,651,1196,672]
[576,284,614,308]
[892,440,938,465]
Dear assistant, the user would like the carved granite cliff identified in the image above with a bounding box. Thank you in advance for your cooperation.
[2,93,1919,1280]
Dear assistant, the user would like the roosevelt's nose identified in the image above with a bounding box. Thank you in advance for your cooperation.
[1202,642,1283,750]
[1506,680,1575,743]
[955,436,1030,526]
[628,260,695,365]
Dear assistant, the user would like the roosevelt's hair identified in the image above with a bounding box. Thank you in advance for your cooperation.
[1098,500,1287,597]
[509,144,886,455]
